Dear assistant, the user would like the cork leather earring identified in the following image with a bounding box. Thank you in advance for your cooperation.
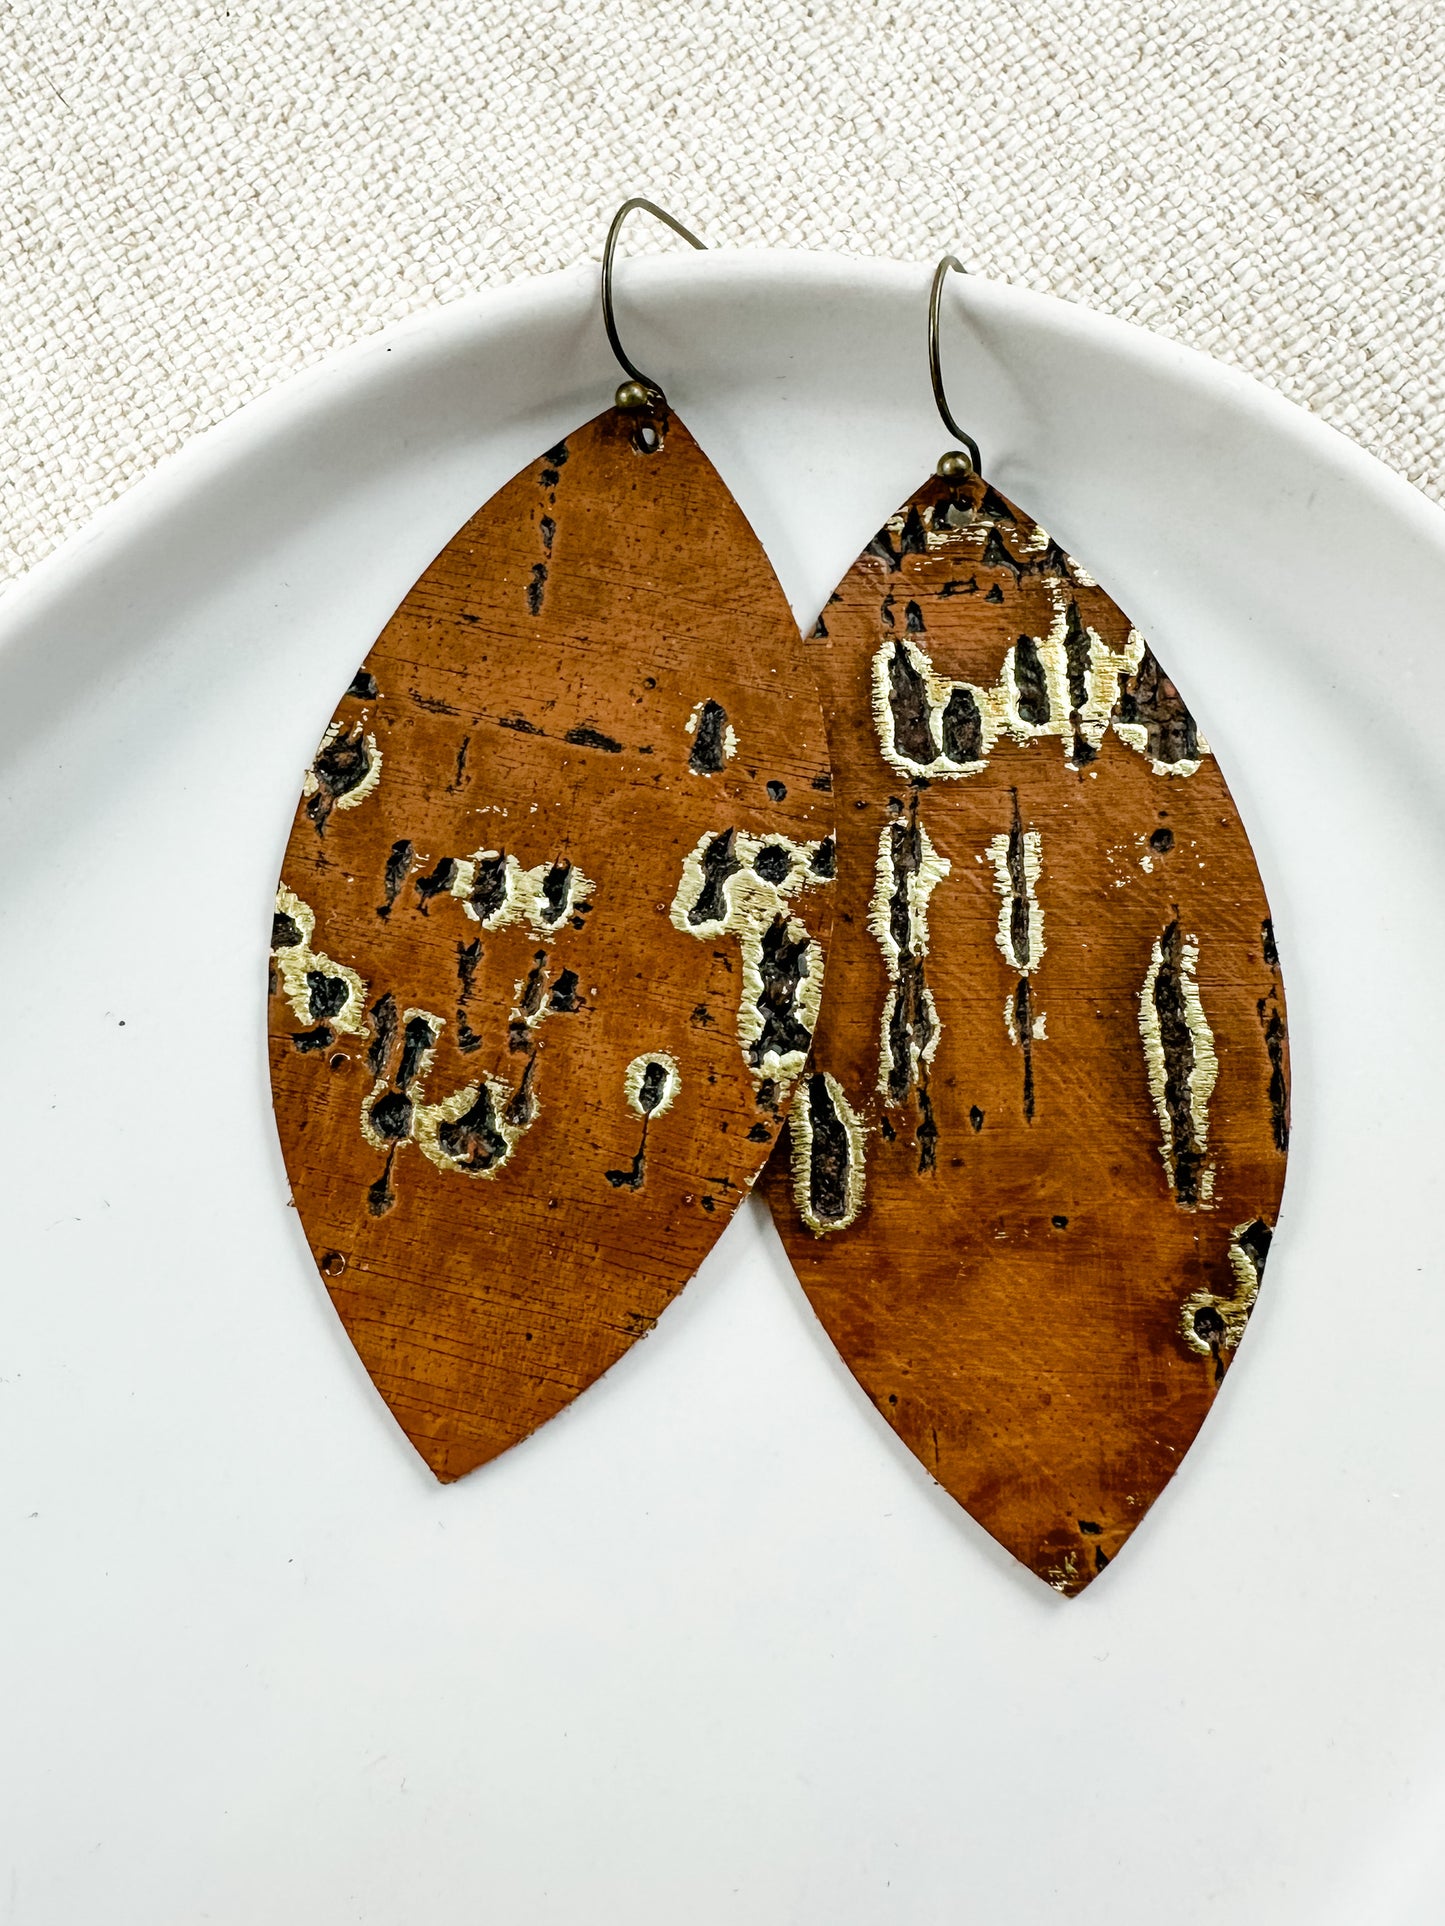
[764,257,1290,1595]
[269,203,836,1481]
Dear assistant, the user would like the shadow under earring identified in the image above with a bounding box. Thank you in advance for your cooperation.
[765,256,1290,1595]
[269,201,835,1481]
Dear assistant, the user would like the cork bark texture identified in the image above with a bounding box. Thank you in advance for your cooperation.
[762,471,1289,1596]
[269,407,834,1481]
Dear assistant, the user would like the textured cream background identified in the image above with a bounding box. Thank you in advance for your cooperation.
[1,0,1441,584]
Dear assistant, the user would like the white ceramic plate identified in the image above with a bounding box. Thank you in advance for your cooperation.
[4,254,1445,1924]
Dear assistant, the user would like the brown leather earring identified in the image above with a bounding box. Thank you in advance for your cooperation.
[269,201,836,1481]
[763,256,1290,1596]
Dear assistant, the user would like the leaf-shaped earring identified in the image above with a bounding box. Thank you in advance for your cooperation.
[270,202,836,1481]
[764,257,1290,1595]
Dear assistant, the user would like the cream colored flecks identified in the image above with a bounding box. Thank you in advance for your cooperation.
[789,1071,867,1237]
[685,700,737,764]
[1111,719,1207,778]
[987,799,1046,1117]
[866,817,952,977]
[1003,998,1050,1046]
[987,827,1044,975]
[867,815,950,1100]
[414,1073,532,1180]
[624,1052,680,1119]
[359,999,538,1185]
[870,587,1206,783]
[271,885,369,1036]
[669,829,833,1090]
[301,718,382,812]
[1045,1549,1081,1596]
[877,495,1098,581]
[1138,922,1219,1208]
[448,851,594,932]
[1181,1221,1272,1357]
[508,954,555,1036]
[884,495,1091,574]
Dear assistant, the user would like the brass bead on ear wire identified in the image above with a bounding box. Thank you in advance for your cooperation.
[936,449,973,481]
[615,380,653,412]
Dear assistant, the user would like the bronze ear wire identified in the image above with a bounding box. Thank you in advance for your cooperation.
[928,254,983,480]
[601,198,708,412]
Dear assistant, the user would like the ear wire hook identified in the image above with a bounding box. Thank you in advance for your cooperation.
[929,255,983,480]
[602,198,708,412]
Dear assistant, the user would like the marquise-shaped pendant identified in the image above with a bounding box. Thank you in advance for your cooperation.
[763,468,1289,1594]
[270,406,835,1480]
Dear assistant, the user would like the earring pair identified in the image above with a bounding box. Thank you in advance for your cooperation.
[269,200,1288,1595]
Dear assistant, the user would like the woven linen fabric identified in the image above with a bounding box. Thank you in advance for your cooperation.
[0,0,1441,584]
